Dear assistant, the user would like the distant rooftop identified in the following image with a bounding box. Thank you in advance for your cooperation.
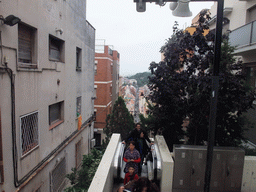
[95,39,114,53]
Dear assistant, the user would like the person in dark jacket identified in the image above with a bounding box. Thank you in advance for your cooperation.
[132,177,160,192]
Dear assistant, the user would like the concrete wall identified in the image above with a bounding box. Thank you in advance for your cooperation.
[241,156,256,192]
[210,0,256,31]
[0,0,95,191]
[155,135,174,192]
[88,133,121,192]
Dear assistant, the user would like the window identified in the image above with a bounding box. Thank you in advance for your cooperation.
[110,84,112,96]
[18,23,37,68]
[94,85,97,99]
[76,97,81,117]
[111,64,113,76]
[108,47,113,56]
[247,5,256,23]
[246,65,256,88]
[75,139,82,168]
[50,157,66,192]
[49,101,64,129]
[20,111,39,156]
[93,111,96,121]
[49,35,65,62]
[76,47,82,71]
[94,60,98,74]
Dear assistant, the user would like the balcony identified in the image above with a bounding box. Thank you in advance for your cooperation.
[229,20,256,55]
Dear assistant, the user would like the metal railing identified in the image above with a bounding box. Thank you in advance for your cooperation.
[50,157,67,192]
[229,20,256,49]
[20,111,39,156]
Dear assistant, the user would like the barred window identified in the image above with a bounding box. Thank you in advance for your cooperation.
[20,111,39,156]
[50,157,66,192]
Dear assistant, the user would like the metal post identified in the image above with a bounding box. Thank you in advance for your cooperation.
[132,0,224,191]
[204,0,224,192]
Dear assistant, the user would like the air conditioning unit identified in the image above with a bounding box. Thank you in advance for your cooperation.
[90,139,96,149]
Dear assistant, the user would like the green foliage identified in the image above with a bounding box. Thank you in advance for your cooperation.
[139,101,160,135]
[243,147,256,156]
[65,148,104,192]
[147,10,255,150]
[128,72,152,87]
[104,97,134,140]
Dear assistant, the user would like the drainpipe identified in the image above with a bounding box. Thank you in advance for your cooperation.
[5,66,19,187]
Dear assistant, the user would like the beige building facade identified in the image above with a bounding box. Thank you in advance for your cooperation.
[210,0,256,144]
[0,0,95,191]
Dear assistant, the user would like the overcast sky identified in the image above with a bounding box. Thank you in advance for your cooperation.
[87,0,214,76]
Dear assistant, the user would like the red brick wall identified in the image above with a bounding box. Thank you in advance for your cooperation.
[94,58,112,82]
[94,83,111,106]
[94,45,114,130]
[94,105,112,129]
[94,46,120,132]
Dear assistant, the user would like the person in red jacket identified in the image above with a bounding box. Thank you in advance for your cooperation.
[123,141,141,174]
[124,165,139,185]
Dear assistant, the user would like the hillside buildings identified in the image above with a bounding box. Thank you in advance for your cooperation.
[0,0,95,191]
[94,41,120,146]
[120,79,150,119]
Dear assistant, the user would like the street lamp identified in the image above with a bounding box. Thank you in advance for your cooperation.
[133,0,224,192]
[0,15,21,26]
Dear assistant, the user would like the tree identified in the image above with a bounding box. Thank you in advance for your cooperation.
[104,97,134,141]
[65,148,104,192]
[148,10,255,150]
[128,72,152,87]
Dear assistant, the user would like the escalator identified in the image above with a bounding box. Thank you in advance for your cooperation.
[113,142,162,192]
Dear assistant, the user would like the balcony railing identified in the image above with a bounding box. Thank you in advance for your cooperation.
[229,20,256,49]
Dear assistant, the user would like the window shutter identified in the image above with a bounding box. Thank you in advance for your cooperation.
[49,38,61,61]
[248,6,256,23]
[49,103,61,124]
[18,24,32,63]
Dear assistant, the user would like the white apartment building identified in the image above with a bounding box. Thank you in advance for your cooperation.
[0,0,95,191]
[210,0,256,144]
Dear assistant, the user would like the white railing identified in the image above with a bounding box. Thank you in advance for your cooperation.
[88,134,121,192]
